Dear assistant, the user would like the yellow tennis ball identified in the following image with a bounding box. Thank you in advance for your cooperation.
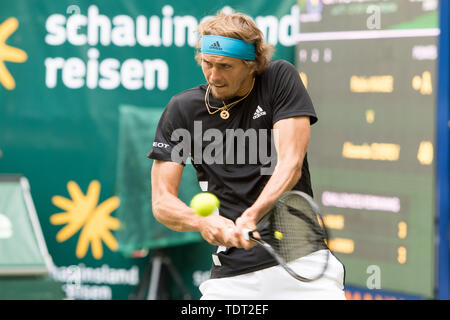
[190,192,220,217]
[274,231,283,240]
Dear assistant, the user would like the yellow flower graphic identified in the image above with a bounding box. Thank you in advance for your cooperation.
[50,180,121,259]
[0,17,28,90]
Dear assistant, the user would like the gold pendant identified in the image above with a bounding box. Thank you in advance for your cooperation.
[220,110,230,119]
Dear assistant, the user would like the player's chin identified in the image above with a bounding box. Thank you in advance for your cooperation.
[212,87,232,100]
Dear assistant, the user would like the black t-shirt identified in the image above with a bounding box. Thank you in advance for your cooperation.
[147,59,317,278]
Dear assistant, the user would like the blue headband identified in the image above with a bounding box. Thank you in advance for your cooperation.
[201,35,256,61]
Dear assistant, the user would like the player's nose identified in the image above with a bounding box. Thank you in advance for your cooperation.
[209,68,223,85]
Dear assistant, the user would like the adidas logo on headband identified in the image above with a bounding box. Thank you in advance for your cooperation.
[209,41,222,51]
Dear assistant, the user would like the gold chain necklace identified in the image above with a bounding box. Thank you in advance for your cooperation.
[204,78,255,120]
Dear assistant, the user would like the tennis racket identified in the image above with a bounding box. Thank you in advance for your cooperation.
[243,190,330,282]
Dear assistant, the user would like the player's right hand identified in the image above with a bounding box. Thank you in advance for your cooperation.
[197,214,238,248]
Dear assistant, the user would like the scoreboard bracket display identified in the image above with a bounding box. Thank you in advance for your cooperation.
[296,0,449,300]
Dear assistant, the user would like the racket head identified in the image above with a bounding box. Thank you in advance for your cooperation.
[254,190,330,281]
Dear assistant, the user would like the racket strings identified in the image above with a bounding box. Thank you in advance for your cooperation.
[253,191,331,282]
[271,195,327,263]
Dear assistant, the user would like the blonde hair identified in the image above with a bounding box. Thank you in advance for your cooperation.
[195,11,274,75]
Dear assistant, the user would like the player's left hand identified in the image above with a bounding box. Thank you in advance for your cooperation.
[233,208,261,250]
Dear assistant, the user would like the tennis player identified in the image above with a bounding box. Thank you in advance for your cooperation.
[148,11,346,300]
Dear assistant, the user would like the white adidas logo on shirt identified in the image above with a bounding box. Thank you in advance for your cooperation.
[253,106,267,119]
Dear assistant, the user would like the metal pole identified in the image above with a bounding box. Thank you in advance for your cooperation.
[147,254,163,300]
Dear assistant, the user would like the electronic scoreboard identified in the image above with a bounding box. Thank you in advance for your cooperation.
[296,0,439,298]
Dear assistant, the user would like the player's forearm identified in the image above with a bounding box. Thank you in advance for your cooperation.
[247,159,303,221]
[246,117,310,222]
[151,160,202,233]
[152,191,239,248]
[152,193,201,232]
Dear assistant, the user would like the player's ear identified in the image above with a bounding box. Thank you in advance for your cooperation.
[243,60,257,76]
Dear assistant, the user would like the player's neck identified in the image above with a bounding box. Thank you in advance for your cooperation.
[235,75,255,98]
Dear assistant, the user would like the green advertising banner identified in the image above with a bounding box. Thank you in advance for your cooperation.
[0,0,299,299]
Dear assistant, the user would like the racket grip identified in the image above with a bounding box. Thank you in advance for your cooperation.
[242,228,252,241]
